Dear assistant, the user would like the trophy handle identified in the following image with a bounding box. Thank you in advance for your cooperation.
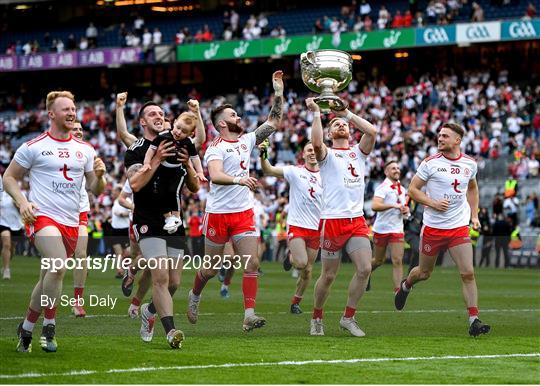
[314,96,348,113]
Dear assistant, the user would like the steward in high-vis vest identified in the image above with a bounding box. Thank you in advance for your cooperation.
[470,226,480,266]
[509,226,522,250]
[504,178,518,198]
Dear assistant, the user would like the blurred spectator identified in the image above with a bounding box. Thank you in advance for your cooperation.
[492,214,512,268]
[524,2,536,19]
[391,10,404,29]
[478,207,493,267]
[142,28,152,49]
[223,27,233,41]
[152,28,162,45]
[313,18,324,34]
[364,15,373,31]
[86,22,98,48]
[352,16,364,31]
[118,23,128,47]
[378,6,390,29]
[66,34,77,50]
[359,0,372,19]
[403,10,413,27]
[471,2,485,22]
[270,25,286,38]
[79,37,89,50]
[134,15,145,36]
[258,13,269,35]
[230,10,240,38]
[222,10,231,32]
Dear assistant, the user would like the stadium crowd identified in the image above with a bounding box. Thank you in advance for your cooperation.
[1,68,539,262]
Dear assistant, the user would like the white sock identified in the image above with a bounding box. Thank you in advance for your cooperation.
[244,308,255,318]
[221,284,228,291]
[43,318,55,326]
[190,292,200,301]
[469,316,478,325]
[402,281,411,292]
[22,319,35,332]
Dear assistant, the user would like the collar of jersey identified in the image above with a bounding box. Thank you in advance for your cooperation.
[304,165,319,173]
[331,147,350,150]
[221,137,239,143]
[47,131,72,142]
[441,152,462,161]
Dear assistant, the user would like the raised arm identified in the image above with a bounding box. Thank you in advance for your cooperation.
[254,70,284,145]
[3,161,36,223]
[332,106,377,155]
[116,92,137,148]
[306,98,327,161]
[258,140,284,178]
[187,99,206,151]
[85,157,107,196]
[467,177,480,229]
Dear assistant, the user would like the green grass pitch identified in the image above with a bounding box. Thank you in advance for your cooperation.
[0,256,539,384]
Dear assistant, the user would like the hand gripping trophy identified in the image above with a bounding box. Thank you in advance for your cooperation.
[300,49,353,112]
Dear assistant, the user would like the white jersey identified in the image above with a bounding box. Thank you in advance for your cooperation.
[111,198,130,229]
[79,176,90,213]
[13,132,96,227]
[372,178,407,234]
[0,179,23,231]
[283,165,323,230]
[416,152,477,229]
[204,132,256,214]
[319,146,368,219]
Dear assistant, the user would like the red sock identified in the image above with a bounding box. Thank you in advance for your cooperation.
[224,276,232,286]
[193,271,209,296]
[44,307,57,320]
[344,306,356,318]
[394,287,399,293]
[291,295,302,305]
[242,272,258,309]
[131,297,141,306]
[467,306,479,317]
[74,287,84,301]
[26,307,41,323]
[312,308,323,319]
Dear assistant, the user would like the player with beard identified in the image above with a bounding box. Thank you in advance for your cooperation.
[309,98,377,337]
[186,70,284,332]
[4,91,106,352]
[366,160,409,294]
[124,102,200,348]
[258,139,322,314]
[394,123,490,337]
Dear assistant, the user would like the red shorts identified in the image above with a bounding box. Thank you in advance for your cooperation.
[373,232,404,247]
[420,225,471,256]
[203,209,256,244]
[25,216,79,258]
[288,225,320,250]
[320,216,369,252]
[79,212,89,227]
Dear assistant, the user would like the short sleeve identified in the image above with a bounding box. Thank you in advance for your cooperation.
[470,162,477,179]
[244,132,257,152]
[84,147,96,173]
[415,160,430,181]
[186,139,198,157]
[204,145,224,164]
[150,136,162,150]
[124,149,141,170]
[373,183,387,199]
[282,165,295,183]
[13,144,33,169]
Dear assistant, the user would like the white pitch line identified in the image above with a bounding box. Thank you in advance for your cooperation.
[0,353,538,379]
[1,308,540,321]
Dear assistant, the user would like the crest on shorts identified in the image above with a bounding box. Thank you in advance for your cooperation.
[208,228,216,237]
[423,243,432,252]
[323,239,332,249]
[140,225,148,234]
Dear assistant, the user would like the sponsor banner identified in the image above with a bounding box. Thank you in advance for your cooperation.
[456,21,501,43]
[177,29,415,62]
[502,19,540,41]
[416,25,456,46]
[0,47,142,72]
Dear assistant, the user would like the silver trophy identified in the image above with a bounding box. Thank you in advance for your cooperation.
[300,49,353,112]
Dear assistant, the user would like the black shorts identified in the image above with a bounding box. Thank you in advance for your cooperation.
[131,221,187,252]
[0,225,23,236]
[107,227,129,249]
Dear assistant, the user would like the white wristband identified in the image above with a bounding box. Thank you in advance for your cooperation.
[233,177,241,184]
[313,111,321,118]
[345,111,354,121]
